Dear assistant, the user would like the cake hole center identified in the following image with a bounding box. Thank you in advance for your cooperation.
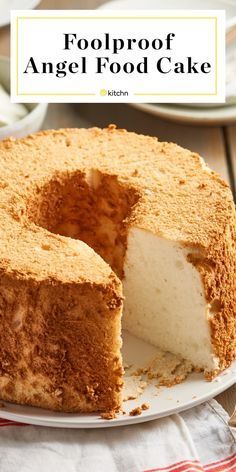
[27,169,140,277]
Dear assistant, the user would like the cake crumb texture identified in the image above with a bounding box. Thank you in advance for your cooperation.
[129,406,142,417]
[100,410,117,420]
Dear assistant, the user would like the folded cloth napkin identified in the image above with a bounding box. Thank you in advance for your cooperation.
[0,399,235,472]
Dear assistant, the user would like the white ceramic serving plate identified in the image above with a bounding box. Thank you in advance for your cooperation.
[0,0,41,28]
[0,56,48,140]
[130,102,236,125]
[0,331,235,428]
[99,0,236,125]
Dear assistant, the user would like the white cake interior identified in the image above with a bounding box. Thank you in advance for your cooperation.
[36,171,220,373]
[123,228,219,372]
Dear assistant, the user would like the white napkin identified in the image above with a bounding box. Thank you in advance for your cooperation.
[0,399,235,472]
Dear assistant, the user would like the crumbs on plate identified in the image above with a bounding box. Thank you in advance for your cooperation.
[129,403,150,416]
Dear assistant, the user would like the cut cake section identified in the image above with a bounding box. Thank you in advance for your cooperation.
[0,216,123,413]
[123,228,220,374]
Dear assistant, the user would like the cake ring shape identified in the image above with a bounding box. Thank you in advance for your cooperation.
[0,125,235,413]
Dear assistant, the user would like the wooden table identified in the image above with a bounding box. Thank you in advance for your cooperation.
[0,0,235,417]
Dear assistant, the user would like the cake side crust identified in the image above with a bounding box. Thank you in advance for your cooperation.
[0,272,123,412]
[188,212,236,377]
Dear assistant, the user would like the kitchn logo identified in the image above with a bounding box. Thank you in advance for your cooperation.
[100,88,128,97]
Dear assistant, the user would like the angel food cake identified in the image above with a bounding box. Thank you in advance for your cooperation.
[0,125,235,413]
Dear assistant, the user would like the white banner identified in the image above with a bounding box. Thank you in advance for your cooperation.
[11,10,225,103]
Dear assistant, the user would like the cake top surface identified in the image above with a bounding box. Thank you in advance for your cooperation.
[0,125,235,283]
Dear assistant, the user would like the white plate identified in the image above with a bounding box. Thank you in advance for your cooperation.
[99,0,236,125]
[0,0,41,28]
[0,332,235,428]
[130,102,236,125]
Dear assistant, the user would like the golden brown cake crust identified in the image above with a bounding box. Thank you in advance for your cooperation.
[0,125,235,412]
[0,125,234,250]
[0,273,123,412]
